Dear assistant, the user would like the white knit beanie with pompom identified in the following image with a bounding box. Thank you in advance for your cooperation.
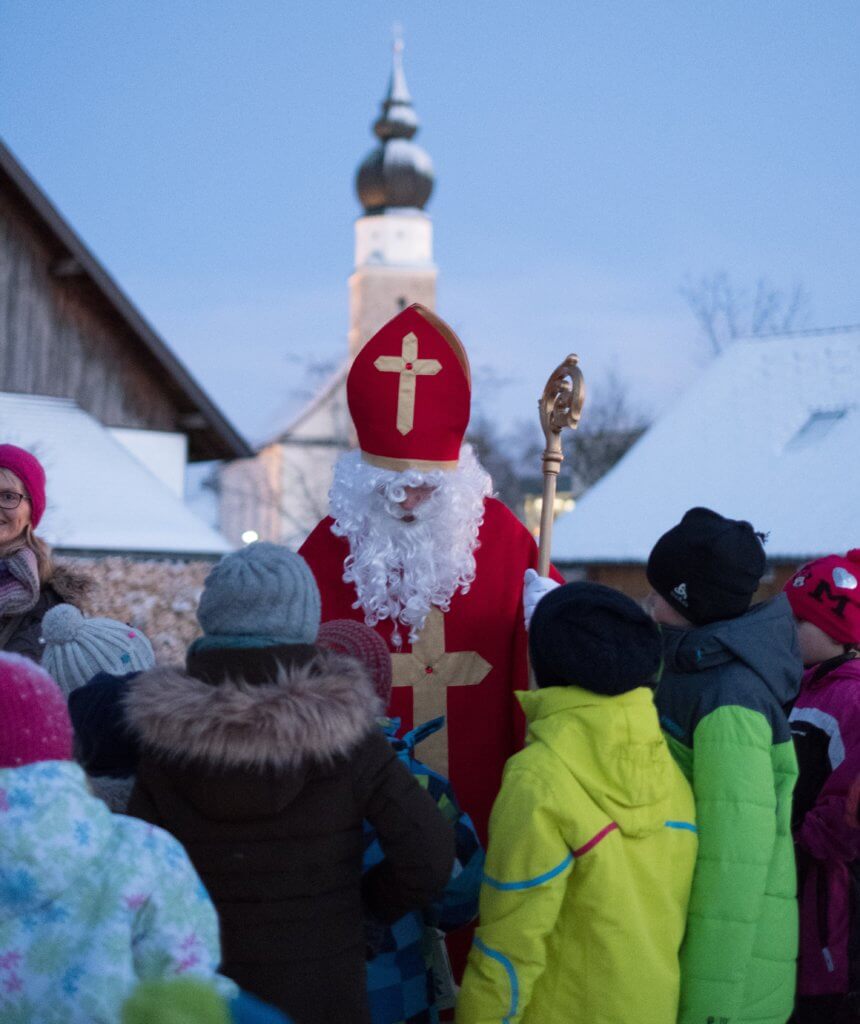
[40,604,156,698]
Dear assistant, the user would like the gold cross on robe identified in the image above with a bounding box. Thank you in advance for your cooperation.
[373,332,442,435]
[391,608,492,776]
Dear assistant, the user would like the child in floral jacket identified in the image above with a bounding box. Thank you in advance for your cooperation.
[0,652,228,1024]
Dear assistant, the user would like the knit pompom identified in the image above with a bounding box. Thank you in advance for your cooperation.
[41,608,156,698]
[41,603,86,644]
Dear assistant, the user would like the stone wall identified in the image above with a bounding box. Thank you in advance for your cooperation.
[64,555,801,666]
[61,555,216,665]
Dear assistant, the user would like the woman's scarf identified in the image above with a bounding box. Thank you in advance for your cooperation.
[0,547,41,618]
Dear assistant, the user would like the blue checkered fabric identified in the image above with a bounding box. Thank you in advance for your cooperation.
[364,717,484,1024]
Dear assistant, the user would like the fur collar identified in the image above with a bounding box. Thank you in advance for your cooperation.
[48,564,92,604]
[124,649,383,769]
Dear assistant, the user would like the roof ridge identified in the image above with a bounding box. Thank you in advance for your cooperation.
[741,323,860,341]
[262,361,350,447]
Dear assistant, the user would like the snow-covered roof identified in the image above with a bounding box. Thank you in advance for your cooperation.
[0,393,232,556]
[552,326,860,564]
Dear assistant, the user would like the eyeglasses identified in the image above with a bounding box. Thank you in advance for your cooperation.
[0,491,28,511]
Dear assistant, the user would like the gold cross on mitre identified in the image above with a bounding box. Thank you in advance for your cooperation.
[391,608,491,776]
[374,332,442,435]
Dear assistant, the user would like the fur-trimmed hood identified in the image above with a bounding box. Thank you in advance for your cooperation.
[47,563,92,605]
[125,649,383,771]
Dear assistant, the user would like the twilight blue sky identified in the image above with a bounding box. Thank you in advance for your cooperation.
[2,2,858,443]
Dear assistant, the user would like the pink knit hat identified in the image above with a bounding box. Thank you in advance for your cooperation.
[0,445,47,528]
[0,652,73,768]
[317,619,393,706]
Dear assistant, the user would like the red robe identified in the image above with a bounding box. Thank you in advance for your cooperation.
[300,497,562,845]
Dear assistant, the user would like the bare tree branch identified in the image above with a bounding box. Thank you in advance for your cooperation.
[562,370,649,497]
[680,271,810,356]
[466,370,650,519]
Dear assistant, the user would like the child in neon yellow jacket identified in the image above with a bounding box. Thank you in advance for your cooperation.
[457,582,697,1024]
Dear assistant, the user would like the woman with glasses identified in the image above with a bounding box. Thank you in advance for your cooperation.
[0,445,87,661]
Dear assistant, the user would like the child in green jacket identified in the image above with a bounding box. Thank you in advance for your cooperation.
[646,507,802,1024]
[457,582,697,1024]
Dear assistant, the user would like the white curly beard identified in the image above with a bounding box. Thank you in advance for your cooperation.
[328,444,493,645]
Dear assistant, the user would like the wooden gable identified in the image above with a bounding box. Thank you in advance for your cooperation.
[0,139,250,462]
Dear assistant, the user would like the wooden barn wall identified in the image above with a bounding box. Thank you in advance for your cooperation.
[0,187,179,431]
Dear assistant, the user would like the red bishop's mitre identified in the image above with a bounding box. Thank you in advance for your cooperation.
[347,304,471,471]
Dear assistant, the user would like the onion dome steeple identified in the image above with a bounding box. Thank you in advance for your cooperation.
[356,37,435,214]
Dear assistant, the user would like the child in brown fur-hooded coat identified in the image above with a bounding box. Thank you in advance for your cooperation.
[125,543,455,1024]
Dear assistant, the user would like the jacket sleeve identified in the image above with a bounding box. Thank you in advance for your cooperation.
[131,826,227,989]
[3,588,64,662]
[3,612,45,661]
[457,766,570,1024]
[509,530,564,749]
[677,705,779,1024]
[428,781,485,932]
[795,698,860,864]
[358,731,456,923]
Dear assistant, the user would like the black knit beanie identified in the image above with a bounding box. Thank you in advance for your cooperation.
[646,507,766,625]
[529,581,662,694]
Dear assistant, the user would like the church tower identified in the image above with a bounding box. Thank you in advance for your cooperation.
[349,38,437,357]
[218,38,440,550]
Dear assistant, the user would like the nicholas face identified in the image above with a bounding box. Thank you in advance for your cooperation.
[398,484,437,522]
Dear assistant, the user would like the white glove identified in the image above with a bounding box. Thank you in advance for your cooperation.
[523,568,561,630]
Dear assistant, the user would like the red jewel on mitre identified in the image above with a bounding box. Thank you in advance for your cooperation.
[347,304,471,472]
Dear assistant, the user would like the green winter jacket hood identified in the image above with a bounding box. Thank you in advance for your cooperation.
[655,595,801,1024]
[661,594,800,712]
[457,685,697,1024]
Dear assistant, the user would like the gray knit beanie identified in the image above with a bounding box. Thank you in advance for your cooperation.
[40,605,156,698]
[196,542,321,645]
